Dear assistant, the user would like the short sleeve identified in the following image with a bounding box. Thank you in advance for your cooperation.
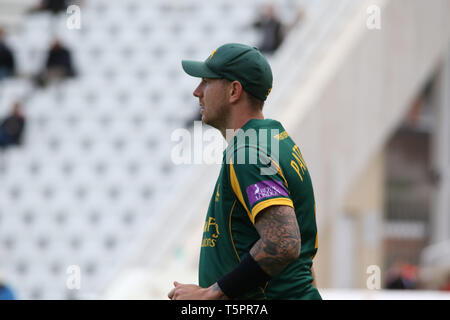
[228,146,294,224]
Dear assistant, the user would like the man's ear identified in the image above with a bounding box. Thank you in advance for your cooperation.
[229,81,243,104]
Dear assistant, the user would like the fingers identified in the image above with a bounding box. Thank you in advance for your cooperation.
[168,287,176,300]
[168,281,182,299]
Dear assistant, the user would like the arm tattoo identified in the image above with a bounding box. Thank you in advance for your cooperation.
[250,205,301,277]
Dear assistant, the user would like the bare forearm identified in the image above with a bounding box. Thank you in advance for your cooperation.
[210,205,301,299]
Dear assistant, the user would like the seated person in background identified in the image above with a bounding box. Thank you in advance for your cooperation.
[253,4,305,55]
[34,39,76,87]
[28,0,74,14]
[0,28,16,81]
[253,4,284,54]
[0,102,26,149]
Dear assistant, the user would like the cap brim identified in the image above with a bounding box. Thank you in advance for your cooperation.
[181,60,221,79]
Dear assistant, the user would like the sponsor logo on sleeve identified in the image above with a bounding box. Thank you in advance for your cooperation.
[246,180,289,207]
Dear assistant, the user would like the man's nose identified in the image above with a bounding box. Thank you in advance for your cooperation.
[193,84,203,98]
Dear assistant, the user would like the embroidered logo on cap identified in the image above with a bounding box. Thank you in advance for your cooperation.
[209,49,217,60]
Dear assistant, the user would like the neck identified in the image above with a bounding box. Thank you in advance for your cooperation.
[220,110,264,142]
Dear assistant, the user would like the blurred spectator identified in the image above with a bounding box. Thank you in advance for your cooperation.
[34,39,76,88]
[405,79,434,129]
[252,4,305,54]
[0,271,15,300]
[440,273,450,291]
[28,0,74,15]
[45,39,76,76]
[385,262,419,290]
[0,102,26,150]
[0,28,16,81]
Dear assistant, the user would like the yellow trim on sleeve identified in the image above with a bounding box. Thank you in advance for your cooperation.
[250,197,294,224]
[229,159,252,221]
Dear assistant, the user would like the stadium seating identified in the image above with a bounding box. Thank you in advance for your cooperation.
[0,0,319,299]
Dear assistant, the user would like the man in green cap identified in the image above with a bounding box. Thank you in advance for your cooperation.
[168,43,321,300]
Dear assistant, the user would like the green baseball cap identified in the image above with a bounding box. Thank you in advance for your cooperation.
[182,43,273,101]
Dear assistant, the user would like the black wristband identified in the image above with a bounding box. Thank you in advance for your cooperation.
[217,254,272,299]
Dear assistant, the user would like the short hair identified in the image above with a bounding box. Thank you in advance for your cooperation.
[246,91,265,111]
[221,79,265,110]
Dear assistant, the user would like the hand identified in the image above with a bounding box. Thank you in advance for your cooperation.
[168,281,227,300]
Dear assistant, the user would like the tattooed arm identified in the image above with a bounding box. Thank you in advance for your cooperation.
[250,205,301,277]
[168,205,300,300]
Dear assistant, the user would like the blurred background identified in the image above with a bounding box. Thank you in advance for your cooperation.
[0,0,449,300]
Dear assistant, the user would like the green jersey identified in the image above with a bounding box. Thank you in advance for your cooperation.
[199,119,321,300]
